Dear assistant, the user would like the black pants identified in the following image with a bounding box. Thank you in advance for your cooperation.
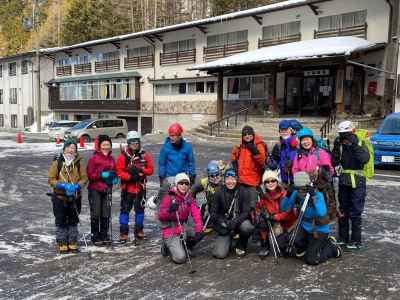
[295,227,338,265]
[120,190,145,235]
[88,189,111,242]
[52,194,81,244]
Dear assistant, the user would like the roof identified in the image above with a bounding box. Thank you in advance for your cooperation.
[44,0,330,53]
[48,71,141,84]
[189,37,378,71]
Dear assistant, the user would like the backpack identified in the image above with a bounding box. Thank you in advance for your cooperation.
[355,129,374,179]
[314,136,330,153]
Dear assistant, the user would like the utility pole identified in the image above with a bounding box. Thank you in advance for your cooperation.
[395,0,400,111]
[33,0,41,132]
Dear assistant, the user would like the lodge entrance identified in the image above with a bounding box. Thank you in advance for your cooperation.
[285,69,335,116]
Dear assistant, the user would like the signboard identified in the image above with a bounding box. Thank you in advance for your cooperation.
[304,69,330,77]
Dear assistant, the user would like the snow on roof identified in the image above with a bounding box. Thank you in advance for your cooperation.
[45,0,326,53]
[190,37,377,71]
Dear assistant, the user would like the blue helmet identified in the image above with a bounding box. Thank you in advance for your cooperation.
[288,119,303,132]
[297,128,314,140]
[278,120,291,130]
[224,168,237,178]
[206,161,220,177]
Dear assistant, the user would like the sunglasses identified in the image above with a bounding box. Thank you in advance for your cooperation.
[264,179,278,184]
[178,181,190,186]
[209,174,220,178]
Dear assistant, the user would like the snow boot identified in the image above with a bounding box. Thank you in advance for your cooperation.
[68,243,79,253]
[119,233,129,244]
[58,243,69,254]
[161,242,169,257]
[135,228,145,239]
[257,239,270,259]
[235,247,246,257]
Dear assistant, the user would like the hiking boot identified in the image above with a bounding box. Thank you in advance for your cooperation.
[328,236,342,258]
[102,236,112,246]
[161,242,169,257]
[235,248,246,257]
[68,243,79,253]
[203,227,213,235]
[346,242,363,251]
[119,234,129,244]
[295,249,306,258]
[258,248,270,258]
[58,243,69,254]
[135,228,145,239]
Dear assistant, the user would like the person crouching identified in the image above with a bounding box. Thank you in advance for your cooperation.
[158,173,204,264]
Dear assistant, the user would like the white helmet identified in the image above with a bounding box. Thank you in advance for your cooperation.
[127,131,140,144]
[337,121,355,133]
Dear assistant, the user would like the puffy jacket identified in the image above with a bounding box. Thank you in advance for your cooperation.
[86,151,116,192]
[116,148,154,194]
[158,137,196,179]
[269,136,298,184]
[281,190,330,234]
[256,188,296,231]
[158,188,202,239]
[292,147,334,177]
[48,153,88,200]
[231,135,266,186]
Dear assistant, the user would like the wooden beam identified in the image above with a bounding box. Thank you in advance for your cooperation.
[111,42,120,49]
[144,35,155,44]
[196,25,208,34]
[151,34,163,42]
[308,4,319,15]
[82,47,92,54]
[252,15,263,26]
[217,72,224,119]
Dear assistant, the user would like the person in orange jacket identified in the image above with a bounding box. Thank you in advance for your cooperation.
[116,131,154,242]
[231,125,267,208]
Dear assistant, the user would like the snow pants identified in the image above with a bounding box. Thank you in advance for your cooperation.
[295,227,339,265]
[212,220,255,259]
[88,189,111,242]
[51,194,81,244]
[338,181,366,244]
[119,190,145,235]
[164,230,196,264]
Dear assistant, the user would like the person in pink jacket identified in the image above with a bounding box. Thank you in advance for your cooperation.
[292,128,334,179]
[158,173,204,264]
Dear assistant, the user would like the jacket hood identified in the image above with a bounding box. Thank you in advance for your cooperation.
[264,187,286,201]
[241,134,263,145]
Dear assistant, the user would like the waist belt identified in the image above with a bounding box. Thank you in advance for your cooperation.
[342,170,364,188]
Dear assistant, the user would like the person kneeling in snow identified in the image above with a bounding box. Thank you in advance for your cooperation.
[280,172,342,265]
[48,139,88,254]
[158,173,203,264]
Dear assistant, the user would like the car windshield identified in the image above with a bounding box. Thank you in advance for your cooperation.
[71,120,91,130]
[379,117,400,135]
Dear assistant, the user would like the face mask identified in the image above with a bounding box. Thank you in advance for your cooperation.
[63,154,75,166]
[281,135,290,140]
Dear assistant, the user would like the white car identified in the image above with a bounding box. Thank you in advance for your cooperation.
[48,121,80,141]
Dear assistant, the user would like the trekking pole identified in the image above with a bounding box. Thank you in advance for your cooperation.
[287,188,312,255]
[70,195,92,259]
[107,186,114,249]
[266,218,281,259]
[202,214,211,232]
[175,208,196,274]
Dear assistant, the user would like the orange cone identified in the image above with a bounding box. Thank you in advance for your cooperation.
[79,135,85,148]
[16,132,23,143]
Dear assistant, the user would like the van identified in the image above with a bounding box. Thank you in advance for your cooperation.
[47,120,80,140]
[64,118,128,142]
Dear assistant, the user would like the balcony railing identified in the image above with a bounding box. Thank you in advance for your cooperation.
[95,59,120,73]
[160,49,196,65]
[314,23,368,39]
[258,33,301,48]
[74,63,92,75]
[56,65,72,77]
[124,55,154,69]
[203,41,249,62]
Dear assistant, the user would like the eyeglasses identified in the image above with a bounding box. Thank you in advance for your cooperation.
[178,181,190,186]
[264,180,278,184]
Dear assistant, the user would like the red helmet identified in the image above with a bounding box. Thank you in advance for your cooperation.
[168,122,183,136]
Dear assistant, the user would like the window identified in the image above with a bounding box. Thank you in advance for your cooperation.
[207,30,248,47]
[127,46,153,58]
[155,84,170,96]
[75,55,90,64]
[171,83,187,94]
[0,89,3,104]
[0,64,3,77]
[0,114,3,127]
[262,21,300,40]
[227,75,269,100]
[60,114,69,120]
[103,119,123,128]
[57,58,71,66]
[96,51,119,62]
[206,81,215,93]
[24,115,29,128]
[21,60,28,74]
[9,62,17,76]
[156,80,216,96]
[11,114,17,128]
[163,39,195,53]
[9,88,17,104]
[319,10,366,31]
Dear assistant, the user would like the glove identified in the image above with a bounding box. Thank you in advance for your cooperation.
[101,171,111,179]
[245,143,259,156]
[74,183,81,191]
[64,183,76,197]
[128,167,141,182]
[304,185,315,197]
[194,232,204,243]
[168,201,179,214]
[55,182,68,190]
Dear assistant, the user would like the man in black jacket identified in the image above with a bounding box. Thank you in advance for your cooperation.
[332,121,370,250]
[210,168,255,258]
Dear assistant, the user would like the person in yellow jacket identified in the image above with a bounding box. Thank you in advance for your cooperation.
[48,139,88,254]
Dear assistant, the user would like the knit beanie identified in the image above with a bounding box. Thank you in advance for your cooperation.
[242,125,255,137]
[63,138,77,151]
[262,170,280,183]
[175,173,190,185]
[98,134,112,147]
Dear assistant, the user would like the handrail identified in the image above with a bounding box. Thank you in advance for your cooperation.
[208,106,249,136]
[320,108,337,147]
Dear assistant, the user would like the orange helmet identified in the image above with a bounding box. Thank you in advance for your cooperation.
[168,122,183,136]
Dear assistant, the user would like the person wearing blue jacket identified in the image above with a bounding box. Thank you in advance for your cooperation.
[281,172,342,265]
[156,123,196,203]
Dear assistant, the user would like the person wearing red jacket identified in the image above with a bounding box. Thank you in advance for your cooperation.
[231,125,266,209]
[116,131,154,242]
[256,170,296,258]
[86,135,117,246]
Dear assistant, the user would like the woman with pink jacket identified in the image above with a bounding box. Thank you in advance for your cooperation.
[292,128,334,179]
[158,173,203,264]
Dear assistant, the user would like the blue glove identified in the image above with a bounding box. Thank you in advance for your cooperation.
[55,182,68,190]
[74,183,81,191]
[101,171,111,179]
[65,183,76,197]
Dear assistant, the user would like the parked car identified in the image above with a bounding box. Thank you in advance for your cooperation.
[371,112,400,166]
[64,118,128,142]
[48,121,80,140]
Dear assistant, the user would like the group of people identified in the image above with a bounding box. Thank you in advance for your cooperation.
[48,119,371,267]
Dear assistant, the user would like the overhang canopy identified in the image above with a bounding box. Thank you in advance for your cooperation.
[47,71,141,84]
[189,37,381,72]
